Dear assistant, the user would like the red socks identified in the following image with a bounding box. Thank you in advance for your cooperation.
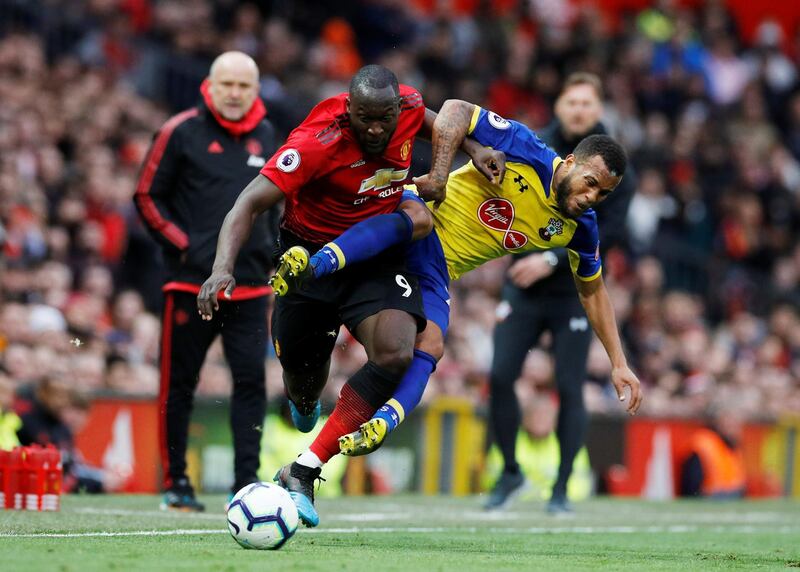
[309,383,375,462]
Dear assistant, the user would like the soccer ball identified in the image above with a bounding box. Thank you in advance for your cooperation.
[226,482,299,550]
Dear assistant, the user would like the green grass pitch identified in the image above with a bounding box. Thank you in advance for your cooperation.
[1,495,798,571]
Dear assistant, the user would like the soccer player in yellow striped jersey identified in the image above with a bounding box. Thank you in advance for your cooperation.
[270,99,643,457]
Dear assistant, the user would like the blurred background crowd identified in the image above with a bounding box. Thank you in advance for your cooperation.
[1,0,800,456]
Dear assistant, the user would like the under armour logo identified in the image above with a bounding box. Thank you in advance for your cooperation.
[514,174,528,193]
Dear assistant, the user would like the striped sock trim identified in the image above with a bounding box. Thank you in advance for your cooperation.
[326,242,346,270]
[385,398,405,423]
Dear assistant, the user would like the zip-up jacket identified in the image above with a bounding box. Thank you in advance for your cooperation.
[134,83,279,293]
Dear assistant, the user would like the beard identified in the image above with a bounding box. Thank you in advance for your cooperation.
[554,172,575,218]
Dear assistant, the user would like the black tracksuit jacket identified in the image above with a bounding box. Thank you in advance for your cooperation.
[134,100,279,287]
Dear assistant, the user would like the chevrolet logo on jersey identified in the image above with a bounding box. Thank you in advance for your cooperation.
[358,168,410,194]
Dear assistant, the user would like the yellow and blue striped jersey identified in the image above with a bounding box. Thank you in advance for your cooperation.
[431,107,602,282]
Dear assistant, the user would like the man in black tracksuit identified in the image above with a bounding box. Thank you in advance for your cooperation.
[485,73,635,513]
[134,51,278,511]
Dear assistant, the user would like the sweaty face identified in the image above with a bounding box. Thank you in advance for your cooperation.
[555,83,603,139]
[348,86,400,156]
[554,155,621,218]
[209,62,259,121]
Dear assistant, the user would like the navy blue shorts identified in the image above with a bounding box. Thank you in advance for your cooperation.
[403,191,451,336]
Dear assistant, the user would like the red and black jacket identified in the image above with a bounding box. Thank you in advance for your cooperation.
[134,84,279,292]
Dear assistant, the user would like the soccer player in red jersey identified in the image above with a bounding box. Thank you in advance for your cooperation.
[197,65,495,527]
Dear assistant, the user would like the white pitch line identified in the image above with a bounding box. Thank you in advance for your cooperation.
[74,508,223,521]
[3,525,800,539]
[0,529,227,538]
[73,507,414,522]
[72,507,800,526]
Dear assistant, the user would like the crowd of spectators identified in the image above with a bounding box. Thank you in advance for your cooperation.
[1,0,800,440]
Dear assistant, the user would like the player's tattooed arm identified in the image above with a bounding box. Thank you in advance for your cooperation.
[414,99,475,206]
[418,100,506,206]
[414,106,506,206]
[197,174,283,320]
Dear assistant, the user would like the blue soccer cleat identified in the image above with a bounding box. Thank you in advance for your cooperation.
[289,399,321,433]
[274,462,324,527]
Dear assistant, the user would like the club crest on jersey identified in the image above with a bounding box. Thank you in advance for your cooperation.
[245,139,262,156]
[174,309,190,326]
[277,149,300,173]
[477,198,528,250]
[400,139,411,161]
[488,112,510,130]
[538,217,564,241]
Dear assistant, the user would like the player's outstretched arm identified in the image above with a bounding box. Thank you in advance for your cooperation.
[574,275,643,414]
[415,99,477,207]
[421,106,506,189]
[197,174,284,319]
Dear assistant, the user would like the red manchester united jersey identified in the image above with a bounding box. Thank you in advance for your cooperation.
[260,85,424,244]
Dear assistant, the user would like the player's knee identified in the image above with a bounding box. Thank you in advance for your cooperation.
[400,199,433,240]
[416,335,444,362]
[371,344,414,376]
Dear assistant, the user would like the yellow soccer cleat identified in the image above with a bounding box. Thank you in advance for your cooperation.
[338,418,388,456]
[268,246,310,296]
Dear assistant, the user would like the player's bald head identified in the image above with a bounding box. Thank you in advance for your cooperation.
[207,51,260,121]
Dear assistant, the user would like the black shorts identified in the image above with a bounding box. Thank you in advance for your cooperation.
[271,230,426,373]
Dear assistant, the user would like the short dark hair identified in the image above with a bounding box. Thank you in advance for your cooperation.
[349,64,399,98]
[573,134,627,178]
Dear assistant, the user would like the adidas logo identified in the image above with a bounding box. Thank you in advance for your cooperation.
[349,159,365,168]
[207,140,224,154]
